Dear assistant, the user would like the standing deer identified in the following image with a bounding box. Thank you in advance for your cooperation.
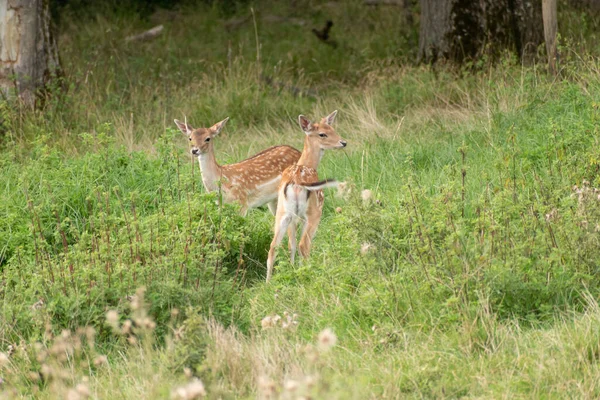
[174,118,301,215]
[266,110,347,282]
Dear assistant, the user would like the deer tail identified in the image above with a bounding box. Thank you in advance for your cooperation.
[299,179,339,191]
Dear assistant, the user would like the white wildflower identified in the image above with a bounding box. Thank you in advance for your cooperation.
[122,319,133,334]
[337,181,350,198]
[105,310,119,330]
[361,242,374,255]
[66,389,82,400]
[172,387,188,400]
[171,378,206,399]
[40,364,53,378]
[31,298,45,310]
[261,316,274,329]
[258,376,277,397]
[75,383,91,398]
[545,208,558,222]
[185,379,207,398]
[0,352,9,367]
[317,328,337,351]
[304,374,318,387]
[283,379,299,392]
[93,355,108,367]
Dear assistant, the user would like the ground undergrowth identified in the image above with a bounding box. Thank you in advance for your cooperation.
[2,1,600,398]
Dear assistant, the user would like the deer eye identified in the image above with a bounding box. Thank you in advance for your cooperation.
[318,133,327,138]
[204,137,211,142]
[188,137,192,141]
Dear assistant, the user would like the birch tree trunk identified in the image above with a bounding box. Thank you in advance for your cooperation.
[542,0,558,75]
[0,0,60,107]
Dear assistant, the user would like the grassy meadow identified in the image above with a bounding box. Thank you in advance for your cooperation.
[3,1,600,398]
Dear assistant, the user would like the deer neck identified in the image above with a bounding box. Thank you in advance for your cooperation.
[296,138,323,170]
[198,150,222,192]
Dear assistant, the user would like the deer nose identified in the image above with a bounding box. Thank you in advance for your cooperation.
[191,148,199,155]
[340,140,347,147]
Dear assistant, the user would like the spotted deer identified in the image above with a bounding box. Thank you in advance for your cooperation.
[266,110,347,282]
[174,118,301,215]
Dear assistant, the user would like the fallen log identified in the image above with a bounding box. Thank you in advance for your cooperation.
[125,25,164,43]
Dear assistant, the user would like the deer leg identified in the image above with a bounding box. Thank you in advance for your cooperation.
[298,207,322,259]
[287,219,297,264]
[237,194,249,217]
[267,213,292,282]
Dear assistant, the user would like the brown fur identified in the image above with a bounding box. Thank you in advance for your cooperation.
[175,118,301,215]
[266,111,346,282]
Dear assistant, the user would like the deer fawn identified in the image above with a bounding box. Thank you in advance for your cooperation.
[266,110,347,282]
[175,117,301,215]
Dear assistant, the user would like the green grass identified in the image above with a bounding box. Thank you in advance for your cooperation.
[3,1,600,398]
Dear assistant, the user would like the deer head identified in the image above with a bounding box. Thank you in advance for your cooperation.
[298,110,346,150]
[174,117,229,156]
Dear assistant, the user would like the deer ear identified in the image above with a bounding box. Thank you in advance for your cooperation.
[299,115,312,133]
[174,119,193,135]
[323,110,338,125]
[210,117,229,136]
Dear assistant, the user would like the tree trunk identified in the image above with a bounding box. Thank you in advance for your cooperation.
[542,0,558,75]
[418,0,544,65]
[0,0,60,107]
[417,0,457,64]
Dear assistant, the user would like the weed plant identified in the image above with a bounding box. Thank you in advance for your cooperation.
[3,1,600,397]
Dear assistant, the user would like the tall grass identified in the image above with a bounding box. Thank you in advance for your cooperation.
[3,0,600,398]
